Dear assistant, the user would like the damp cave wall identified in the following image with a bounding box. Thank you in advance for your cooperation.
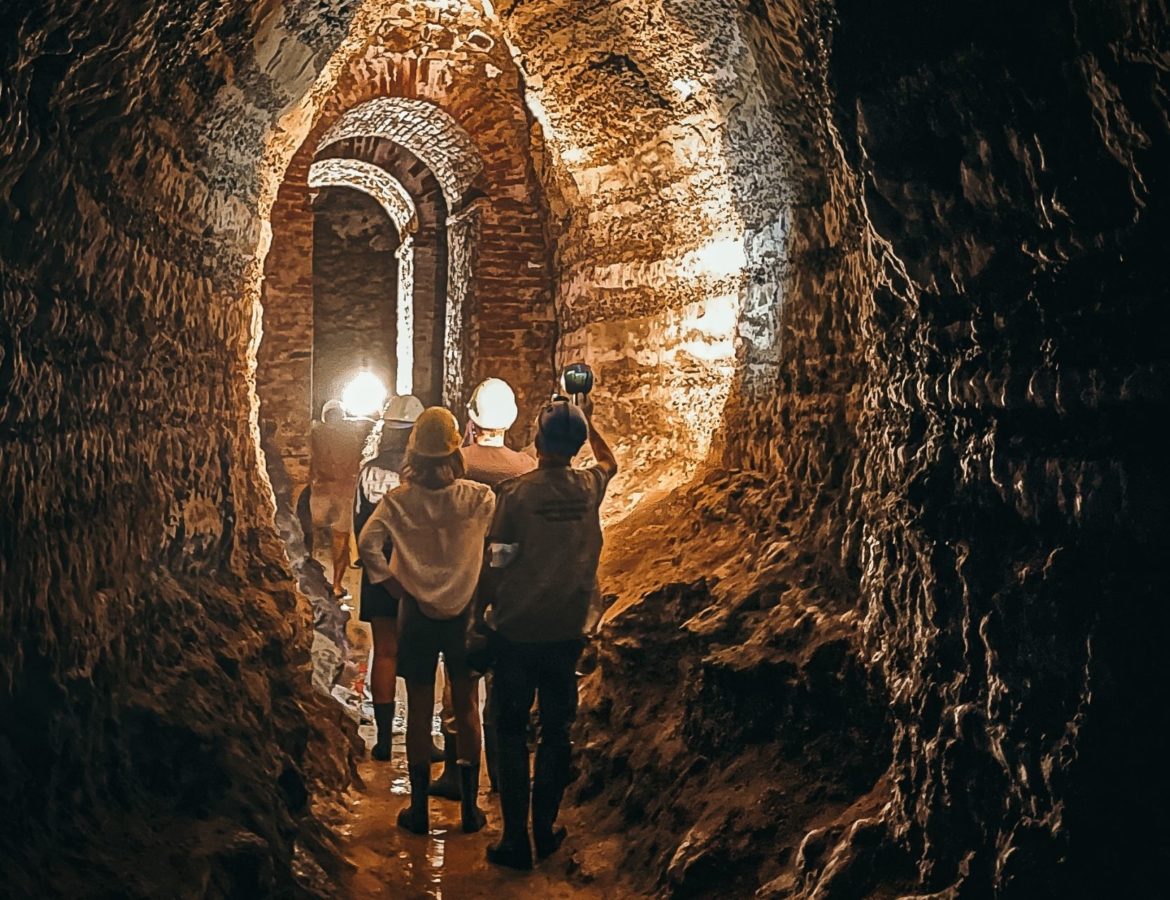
[828,2,1170,894]
[0,1,365,894]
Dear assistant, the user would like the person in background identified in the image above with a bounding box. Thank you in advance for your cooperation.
[358,407,495,836]
[430,378,536,801]
[310,399,366,599]
[462,378,537,486]
[478,396,618,870]
[352,395,423,761]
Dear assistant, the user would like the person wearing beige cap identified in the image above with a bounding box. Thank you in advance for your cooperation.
[357,406,495,837]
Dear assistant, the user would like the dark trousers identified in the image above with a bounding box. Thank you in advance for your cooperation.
[491,636,584,841]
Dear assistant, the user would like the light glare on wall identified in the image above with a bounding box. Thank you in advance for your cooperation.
[671,78,701,100]
[342,372,387,419]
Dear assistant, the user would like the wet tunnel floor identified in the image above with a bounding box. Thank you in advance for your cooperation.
[325,554,625,899]
[337,740,618,899]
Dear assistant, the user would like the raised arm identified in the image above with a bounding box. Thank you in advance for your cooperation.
[584,400,618,479]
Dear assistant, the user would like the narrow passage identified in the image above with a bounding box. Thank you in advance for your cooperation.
[324,559,621,899]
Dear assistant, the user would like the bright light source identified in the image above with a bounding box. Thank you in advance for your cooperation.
[342,372,387,419]
[682,237,748,279]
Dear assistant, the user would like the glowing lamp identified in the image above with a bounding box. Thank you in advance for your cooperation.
[341,372,387,419]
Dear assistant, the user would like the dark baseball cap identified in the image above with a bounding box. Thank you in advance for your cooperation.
[536,400,588,457]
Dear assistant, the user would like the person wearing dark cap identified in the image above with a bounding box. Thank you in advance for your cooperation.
[478,396,618,870]
[352,394,424,762]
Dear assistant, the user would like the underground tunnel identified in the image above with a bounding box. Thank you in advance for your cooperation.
[0,0,1167,898]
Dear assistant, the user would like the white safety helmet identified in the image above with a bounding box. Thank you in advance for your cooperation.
[321,399,345,422]
[383,394,425,428]
[467,378,518,430]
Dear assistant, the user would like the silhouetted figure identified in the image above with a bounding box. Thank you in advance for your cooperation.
[427,378,537,802]
[479,396,618,870]
[310,399,366,599]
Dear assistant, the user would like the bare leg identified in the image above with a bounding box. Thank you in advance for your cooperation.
[451,672,486,832]
[405,678,437,767]
[370,618,397,703]
[369,618,398,760]
[330,529,349,595]
[398,676,436,834]
[451,674,484,764]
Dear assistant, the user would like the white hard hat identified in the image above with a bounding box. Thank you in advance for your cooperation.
[468,378,518,430]
[321,399,345,421]
[383,394,424,428]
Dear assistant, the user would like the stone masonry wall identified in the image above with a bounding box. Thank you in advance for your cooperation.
[259,151,316,486]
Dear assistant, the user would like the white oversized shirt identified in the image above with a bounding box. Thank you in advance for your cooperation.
[357,479,495,619]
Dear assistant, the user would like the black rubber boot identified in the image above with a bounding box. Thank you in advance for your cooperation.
[487,838,533,871]
[371,702,394,762]
[535,826,567,861]
[430,734,445,764]
[483,720,500,792]
[396,763,430,835]
[531,737,571,859]
[459,762,487,833]
[487,731,532,870]
[483,675,500,792]
[428,730,461,800]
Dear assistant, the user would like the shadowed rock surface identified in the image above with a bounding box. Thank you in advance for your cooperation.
[1,0,1166,897]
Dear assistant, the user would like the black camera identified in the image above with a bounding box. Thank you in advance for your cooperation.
[560,363,594,397]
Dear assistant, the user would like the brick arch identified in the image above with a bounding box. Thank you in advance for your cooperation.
[308,158,418,396]
[307,158,417,238]
[316,97,484,208]
[258,26,556,489]
[318,136,451,412]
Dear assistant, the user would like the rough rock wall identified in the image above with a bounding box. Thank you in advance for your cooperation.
[493,0,1168,896]
[495,0,798,520]
[823,2,1170,895]
[0,0,363,894]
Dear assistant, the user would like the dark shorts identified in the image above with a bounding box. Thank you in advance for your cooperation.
[358,577,399,622]
[396,595,473,682]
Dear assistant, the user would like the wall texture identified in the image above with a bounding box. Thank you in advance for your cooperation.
[0,0,364,894]
[0,0,1165,897]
